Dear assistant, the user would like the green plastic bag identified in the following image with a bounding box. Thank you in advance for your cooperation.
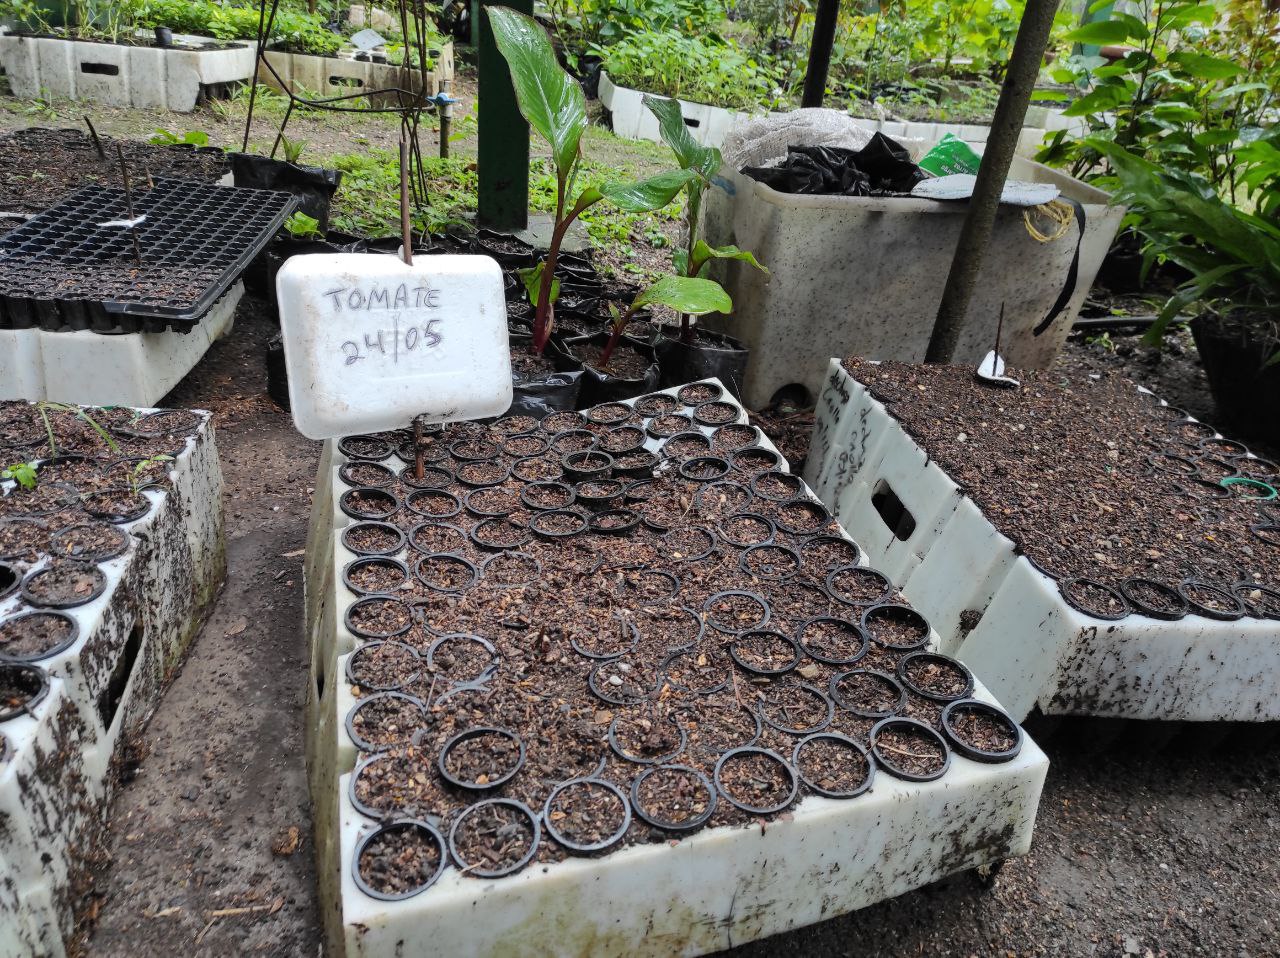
[917,134,982,177]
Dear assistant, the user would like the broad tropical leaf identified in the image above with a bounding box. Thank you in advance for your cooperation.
[575,169,699,214]
[633,275,732,316]
[643,95,721,180]
[689,240,768,277]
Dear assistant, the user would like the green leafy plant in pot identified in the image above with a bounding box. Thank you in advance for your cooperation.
[642,95,767,396]
[1089,135,1280,441]
[487,6,698,360]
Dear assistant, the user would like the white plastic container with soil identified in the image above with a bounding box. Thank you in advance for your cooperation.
[302,377,1048,958]
[699,109,1124,409]
[806,357,1280,724]
[0,402,226,956]
[259,39,454,102]
[0,31,255,111]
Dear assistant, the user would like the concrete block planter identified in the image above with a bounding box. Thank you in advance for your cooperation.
[806,358,1280,723]
[701,153,1124,408]
[0,283,241,408]
[0,402,225,955]
[0,33,254,111]
[260,41,454,100]
[304,379,1047,957]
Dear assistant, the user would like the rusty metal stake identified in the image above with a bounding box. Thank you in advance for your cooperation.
[413,415,425,481]
[400,137,413,267]
[84,116,106,159]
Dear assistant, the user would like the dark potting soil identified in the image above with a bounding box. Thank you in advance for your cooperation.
[357,824,442,895]
[716,750,793,809]
[342,462,395,488]
[0,611,73,658]
[635,765,711,825]
[948,706,1018,753]
[443,730,522,786]
[902,656,969,698]
[574,343,651,381]
[349,642,418,689]
[874,724,946,777]
[344,523,402,555]
[334,394,1004,881]
[22,560,104,606]
[0,664,45,714]
[452,800,536,871]
[49,522,127,561]
[346,560,408,595]
[794,735,870,793]
[844,358,1280,616]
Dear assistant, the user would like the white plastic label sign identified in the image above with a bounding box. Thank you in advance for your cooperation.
[276,253,512,439]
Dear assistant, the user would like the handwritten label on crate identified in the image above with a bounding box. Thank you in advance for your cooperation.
[276,253,512,440]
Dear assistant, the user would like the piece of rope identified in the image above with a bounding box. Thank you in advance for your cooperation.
[1023,198,1075,242]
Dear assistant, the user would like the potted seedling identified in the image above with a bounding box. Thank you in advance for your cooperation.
[563,275,733,405]
[231,135,343,230]
[641,95,767,397]
[1093,137,1280,442]
[486,6,698,364]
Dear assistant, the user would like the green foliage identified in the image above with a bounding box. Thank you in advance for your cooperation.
[131,0,219,34]
[1,462,37,491]
[149,128,210,146]
[211,6,342,56]
[284,211,322,238]
[601,30,783,110]
[553,0,728,49]
[280,135,307,165]
[632,274,731,315]
[128,453,173,495]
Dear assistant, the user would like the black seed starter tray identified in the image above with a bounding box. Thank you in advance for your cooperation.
[0,177,297,334]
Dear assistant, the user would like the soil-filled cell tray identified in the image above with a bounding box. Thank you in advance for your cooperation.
[307,379,1048,958]
[807,358,1280,722]
[0,177,296,332]
[0,399,226,951]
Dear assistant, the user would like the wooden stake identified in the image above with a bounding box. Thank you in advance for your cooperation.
[994,301,1005,360]
[115,145,144,267]
[84,116,106,159]
[399,137,413,267]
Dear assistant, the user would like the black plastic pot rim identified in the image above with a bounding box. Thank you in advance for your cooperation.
[588,660,656,705]
[749,470,804,502]
[570,615,639,660]
[1119,577,1188,621]
[792,732,876,799]
[344,596,414,640]
[678,456,732,483]
[339,461,396,489]
[869,716,952,783]
[717,511,778,549]
[539,411,589,433]
[607,713,688,765]
[352,818,448,901]
[1232,581,1280,620]
[342,556,410,597]
[694,480,752,515]
[20,560,107,609]
[398,463,455,490]
[611,451,659,479]
[645,413,696,440]
[469,518,533,551]
[759,681,836,734]
[0,609,80,663]
[530,509,589,539]
[800,534,862,570]
[941,699,1024,764]
[511,456,565,483]
[49,521,130,563]
[660,527,717,563]
[825,565,893,608]
[1058,576,1131,621]
[730,446,782,473]
[585,402,635,425]
[462,487,517,518]
[676,381,726,406]
[633,393,680,418]
[448,798,542,878]
[629,764,718,832]
[345,690,428,753]
[1176,578,1247,621]
[542,777,632,855]
[0,661,50,721]
[449,437,502,462]
[771,497,831,536]
[897,650,976,703]
[713,746,799,815]
[415,552,481,593]
[658,431,713,460]
[407,521,468,554]
[829,668,907,718]
[345,640,422,692]
[738,543,801,582]
[692,401,741,428]
[590,508,641,535]
[796,616,869,666]
[598,427,647,456]
[404,489,463,520]
[339,487,401,521]
[83,487,152,525]
[338,435,394,462]
[660,648,731,696]
[860,603,932,652]
[560,450,614,481]
[729,629,802,676]
[454,461,514,489]
[476,551,541,589]
[438,726,526,791]
[702,589,772,633]
[519,481,577,512]
[501,434,552,458]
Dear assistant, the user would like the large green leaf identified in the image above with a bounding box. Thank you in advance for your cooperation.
[486,7,585,181]
[633,275,732,316]
[689,241,768,277]
[1063,82,1132,117]
[643,94,721,180]
[1168,51,1243,81]
[575,169,699,215]
[1064,20,1131,46]
[517,262,560,306]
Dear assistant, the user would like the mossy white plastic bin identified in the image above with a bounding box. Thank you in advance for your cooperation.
[0,407,225,956]
[806,359,1280,723]
[260,41,454,100]
[701,150,1124,408]
[304,380,1049,958]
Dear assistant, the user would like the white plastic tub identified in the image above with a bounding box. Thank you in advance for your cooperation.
[305,379,1049,958]
[807,359,1280,723]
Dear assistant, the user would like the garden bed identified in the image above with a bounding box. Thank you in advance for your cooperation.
[260,41,454,102]
[0,399,225,952]
[305,379,1047,957]
[0,32,255,112]
[806,358,1280,722]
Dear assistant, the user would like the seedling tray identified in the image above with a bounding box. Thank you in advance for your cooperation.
[303,379,1048,958]
[0,177,296,333]
[807,358,1280,722]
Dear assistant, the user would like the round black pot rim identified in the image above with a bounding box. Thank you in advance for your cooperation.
[713,746,799,815]
[20,560,107,609]
[352,818,448,901]
[829,668,907,718]
[869,716,952,783]
[607,712,688,765]
[896,650,976,702]
[438,726,526,791]
[542,777,632,854]
[0,609,80,663]
[940,699,1024,764]
[629,764,718,832]
[345,639,422,692]
[345,690,428,753]
[791,732,876,799]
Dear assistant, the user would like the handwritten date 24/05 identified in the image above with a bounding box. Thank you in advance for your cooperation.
[341,318,442,366]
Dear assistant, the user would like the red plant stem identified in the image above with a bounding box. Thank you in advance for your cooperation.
[597,306,635,371]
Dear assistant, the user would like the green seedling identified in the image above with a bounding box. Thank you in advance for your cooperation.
[128,454,173,495]
[284,211,323,239]
[1,462,38,491]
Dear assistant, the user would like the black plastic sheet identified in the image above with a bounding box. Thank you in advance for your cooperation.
[742,133,927,196]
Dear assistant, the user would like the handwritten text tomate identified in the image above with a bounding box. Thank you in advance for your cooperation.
[322,282,443,311]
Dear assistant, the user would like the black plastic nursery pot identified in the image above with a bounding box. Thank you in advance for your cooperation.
[653,327,750,400]
[508,332,583,420]
[230,152,343,230]
[1191,313,1280,445]
[554,332,660,408]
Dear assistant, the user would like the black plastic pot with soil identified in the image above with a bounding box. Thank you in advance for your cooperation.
[1191,313,1280,445]
[230,153,343,230]
[654,327,750,400]
[508,331,583,420]
[554,332,659,408]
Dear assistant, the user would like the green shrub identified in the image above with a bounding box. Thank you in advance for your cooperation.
[601,29,782,110]
[132,0,219,34]
[211,5,342,57]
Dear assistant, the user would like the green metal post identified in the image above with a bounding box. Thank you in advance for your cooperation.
[477,0,532,231]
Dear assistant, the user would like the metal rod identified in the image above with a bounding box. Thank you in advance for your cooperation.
[242,0,283,152]
[115,145,144,266]
[925,0,1061,364]
[400,138,413,266]
[83,116,105,159]
[438,79,452,159]
[994,301,1005,360]
[801,0,840,108]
